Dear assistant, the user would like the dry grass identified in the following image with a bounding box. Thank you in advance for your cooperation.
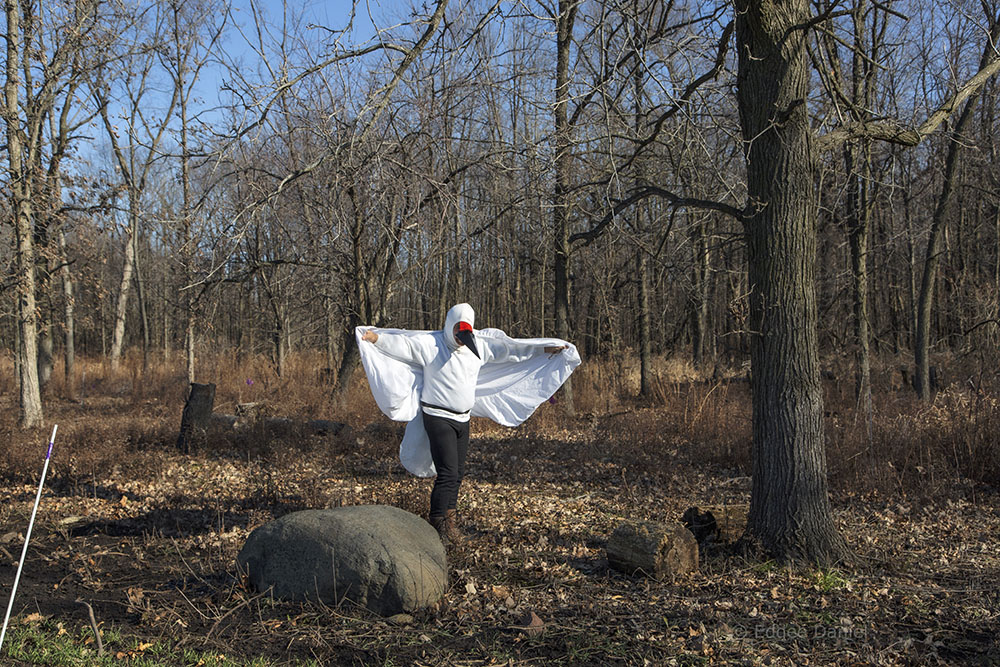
[0,350,997,665]
[3,351,997,498]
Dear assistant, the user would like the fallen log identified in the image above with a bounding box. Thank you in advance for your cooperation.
[606,521,698,578]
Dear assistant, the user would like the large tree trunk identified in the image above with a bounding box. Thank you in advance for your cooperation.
[735,0,846,564]
[5,0,43,427]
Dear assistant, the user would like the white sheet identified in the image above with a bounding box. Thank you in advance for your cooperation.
[356,326,581,476]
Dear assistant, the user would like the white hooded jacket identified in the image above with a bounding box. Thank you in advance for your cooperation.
[357,303,581,476]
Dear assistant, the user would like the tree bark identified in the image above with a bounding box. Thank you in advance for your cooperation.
[4,0,44,427]
[606,521,698,578]
[36,283,54,388]
[735,0,846,564]
[58,228,75,396]
[553,0,578,415]
[847,162,873,412]
[134,229,150,373]
[176,382,216,454]
[633,23,652,396]
[840,0,879,414]
[109,193,138,371]
[637,248,651,395]
[690,218,711,369]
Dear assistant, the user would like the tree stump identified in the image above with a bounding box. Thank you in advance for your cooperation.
[606,521,698,578]
[681,504,749,545]
[176,382,216,454]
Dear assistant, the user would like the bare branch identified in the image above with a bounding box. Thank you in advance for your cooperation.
[817,16,1000,151]
[569,186,743,247]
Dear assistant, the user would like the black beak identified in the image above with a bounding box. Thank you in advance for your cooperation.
[456,329,480,359]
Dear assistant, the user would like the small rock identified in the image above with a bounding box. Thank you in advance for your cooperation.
[56,516,85,527]
[515,611,545,636]
[387,613,414,626]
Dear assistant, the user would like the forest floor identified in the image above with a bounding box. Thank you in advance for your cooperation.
[0,355,998,666]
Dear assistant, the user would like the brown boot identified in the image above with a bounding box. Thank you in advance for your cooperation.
[444,509,463,545]
[430,516,458,547]
[430,515,450,545]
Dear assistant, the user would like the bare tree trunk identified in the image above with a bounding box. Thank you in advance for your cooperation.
[735,0,846,564]
[336,193,368,392]
[915,81,990,398]
[691,218,710,369]
[171,1,196,384]
[109,194,138,370]
[847,154,873,411]
[632,25,652,396]
[14,313,22,391]
[134,229,150,373]
[35,218,54,389]
[637,248,651,395]
[275,322,286,377]
[553,0,578,415]
[326,297,338,373]
[36,280,54,388]
[14,222,43,427]
[162,269,171,358]
[58,228,75,395]
[4,0,43,427]
[912,16,999,398]
[837,0,881,417]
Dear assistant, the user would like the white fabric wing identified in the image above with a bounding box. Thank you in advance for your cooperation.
[354,327,423,422]
[356,326,581,477]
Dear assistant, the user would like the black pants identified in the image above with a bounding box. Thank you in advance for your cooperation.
[423,412,470,519]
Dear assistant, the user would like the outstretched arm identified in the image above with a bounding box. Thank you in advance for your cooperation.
[361,328,428,366]
[481,337,568,363]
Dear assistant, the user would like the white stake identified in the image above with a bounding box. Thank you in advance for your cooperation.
[0,425,58,655]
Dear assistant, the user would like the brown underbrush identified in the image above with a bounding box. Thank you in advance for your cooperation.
[0,350,997,665]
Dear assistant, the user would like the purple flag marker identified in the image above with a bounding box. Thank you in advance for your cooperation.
[0,425,58,654]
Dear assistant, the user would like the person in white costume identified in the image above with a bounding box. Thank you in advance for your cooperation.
[357,303,579,544]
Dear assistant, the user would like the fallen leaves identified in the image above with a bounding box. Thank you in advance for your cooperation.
[0,402,995,667]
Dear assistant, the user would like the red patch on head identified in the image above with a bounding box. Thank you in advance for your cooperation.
[457,321,473,333]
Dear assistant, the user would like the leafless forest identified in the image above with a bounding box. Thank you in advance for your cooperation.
[2,0,1000,665]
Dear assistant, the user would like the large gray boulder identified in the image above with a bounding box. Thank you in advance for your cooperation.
[237,506,447,615]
